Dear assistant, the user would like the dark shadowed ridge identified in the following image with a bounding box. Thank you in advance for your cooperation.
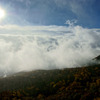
[93,55,100,60]
[0,62,99,100]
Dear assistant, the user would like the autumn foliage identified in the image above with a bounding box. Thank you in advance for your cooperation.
[0,65,100,100]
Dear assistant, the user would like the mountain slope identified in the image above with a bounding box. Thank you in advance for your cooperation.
[0,65,100,100]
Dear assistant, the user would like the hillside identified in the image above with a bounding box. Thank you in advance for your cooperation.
[0,65,100,100]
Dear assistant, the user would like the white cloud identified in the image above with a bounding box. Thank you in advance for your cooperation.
[65,19,77,26]
[0,24,100,76]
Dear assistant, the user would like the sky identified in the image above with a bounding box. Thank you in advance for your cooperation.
[0,0,100,76]
[0,0,100,28]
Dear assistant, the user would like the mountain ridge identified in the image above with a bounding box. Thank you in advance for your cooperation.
[0,64,99,100]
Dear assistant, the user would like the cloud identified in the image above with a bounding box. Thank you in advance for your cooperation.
[65,19,77,26]
[0,24,100,76]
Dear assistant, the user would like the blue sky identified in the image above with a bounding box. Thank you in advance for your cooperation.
[0,0,100,28]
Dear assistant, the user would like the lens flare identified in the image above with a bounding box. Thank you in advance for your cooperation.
[0,8,5,19]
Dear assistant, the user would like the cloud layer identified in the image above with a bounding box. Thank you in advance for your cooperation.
[0,25,100,76]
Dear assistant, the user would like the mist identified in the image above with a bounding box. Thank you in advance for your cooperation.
[0,24,100,76]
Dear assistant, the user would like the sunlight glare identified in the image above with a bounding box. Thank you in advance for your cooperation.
[0,8,5,19]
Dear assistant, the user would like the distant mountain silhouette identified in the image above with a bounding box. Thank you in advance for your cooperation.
[93,55,100,60]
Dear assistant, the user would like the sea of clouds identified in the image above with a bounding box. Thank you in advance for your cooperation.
[0,23,100,76]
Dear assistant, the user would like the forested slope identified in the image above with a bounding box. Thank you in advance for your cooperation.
[0,65,100,100]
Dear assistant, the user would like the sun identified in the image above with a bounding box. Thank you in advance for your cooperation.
[0,8,5,19]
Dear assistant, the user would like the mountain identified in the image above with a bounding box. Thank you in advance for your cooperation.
[93,55,100,61]
[0,64,99,100]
